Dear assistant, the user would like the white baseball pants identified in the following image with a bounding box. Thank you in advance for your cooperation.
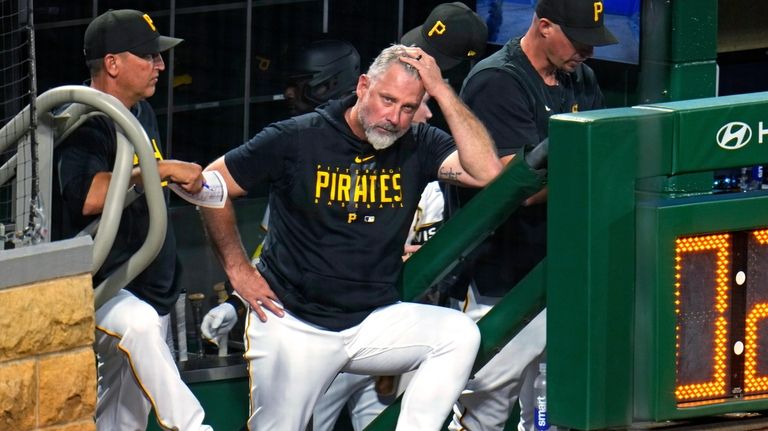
[95,289,211,431]
[311,372,391,431]
[244,301,480,431]
[449,294,546,431]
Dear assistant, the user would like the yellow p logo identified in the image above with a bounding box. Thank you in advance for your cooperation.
[347,213,357,224]
[142,14,157,31]
[593,1,604,22]
[427,20,446,37]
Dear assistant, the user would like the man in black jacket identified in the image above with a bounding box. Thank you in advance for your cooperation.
[200,44,508,430]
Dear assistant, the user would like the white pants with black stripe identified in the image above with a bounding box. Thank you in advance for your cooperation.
[244,301,481,431]
[95,289,211,431]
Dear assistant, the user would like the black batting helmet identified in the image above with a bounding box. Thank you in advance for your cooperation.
[285,39,361,106]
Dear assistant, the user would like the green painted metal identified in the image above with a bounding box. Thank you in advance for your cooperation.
[669,0,717,63]
[668,61,718,101]
[639,0,718,104]
[637,0,718,223]
[364,397,401,429]
[547,108,657,430]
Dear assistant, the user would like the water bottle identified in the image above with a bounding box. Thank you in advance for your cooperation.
[534,362,559,431]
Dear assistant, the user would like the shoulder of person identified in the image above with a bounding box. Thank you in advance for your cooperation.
[58,112,116,150]
[571,62,599,88]
[464,48,531,90]
[461,65,526,102]
[291,111,326,128]
[239,116,310,157]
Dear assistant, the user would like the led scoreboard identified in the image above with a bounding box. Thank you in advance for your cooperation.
[676,229,768,404]
[637,192,768,420]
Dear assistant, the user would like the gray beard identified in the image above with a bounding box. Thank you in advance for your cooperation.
[365,128,398,150]
[358,104,406,150]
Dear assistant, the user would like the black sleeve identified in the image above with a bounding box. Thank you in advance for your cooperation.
[56,118,115,218]
[460,68,541,156]
[413,123,456,182]
[224,118,298,197]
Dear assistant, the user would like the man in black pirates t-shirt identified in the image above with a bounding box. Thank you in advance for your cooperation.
[200,44,519,430]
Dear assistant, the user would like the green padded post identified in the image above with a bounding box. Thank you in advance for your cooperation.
[547,108,666,430]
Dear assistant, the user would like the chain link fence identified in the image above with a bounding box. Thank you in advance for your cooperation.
[0,0,41,249]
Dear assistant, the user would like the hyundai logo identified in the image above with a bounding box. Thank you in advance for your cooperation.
[717,122,752,150]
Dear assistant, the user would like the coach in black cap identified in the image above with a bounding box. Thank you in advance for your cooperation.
[84,9,182,60]
[53,8,210,431]
[447,0,617,430]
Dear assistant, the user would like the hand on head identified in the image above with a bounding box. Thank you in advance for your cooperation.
[398,47,447,98]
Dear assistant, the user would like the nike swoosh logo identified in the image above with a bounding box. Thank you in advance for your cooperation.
[544,105,551,112]
[355,155,375,163]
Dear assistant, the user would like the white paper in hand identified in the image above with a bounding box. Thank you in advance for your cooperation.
[169,170,228,208]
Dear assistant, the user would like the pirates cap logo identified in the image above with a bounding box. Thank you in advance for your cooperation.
[142,14,157,31]
[427,20,446,37]
[593,1,604,22]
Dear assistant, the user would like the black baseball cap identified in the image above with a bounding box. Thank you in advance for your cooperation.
[84,9,183,60]
[536,0,618,47]
[401,2,488,71]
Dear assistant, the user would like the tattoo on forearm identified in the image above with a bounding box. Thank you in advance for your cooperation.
[439,167,462,182]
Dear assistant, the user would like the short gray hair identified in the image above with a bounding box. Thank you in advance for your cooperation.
[366,44,420,82]
[86,58,104,76]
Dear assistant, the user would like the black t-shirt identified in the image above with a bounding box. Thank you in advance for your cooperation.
[449,37,605,296]
[53,100,178,315]
[224,95,455,330]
